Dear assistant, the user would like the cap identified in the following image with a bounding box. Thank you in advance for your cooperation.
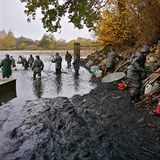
[5,54,9,58]
[140,45,150,53]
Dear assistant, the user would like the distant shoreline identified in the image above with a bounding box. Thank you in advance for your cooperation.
[0,49,100,56]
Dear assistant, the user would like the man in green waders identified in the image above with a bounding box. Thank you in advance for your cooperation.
[0,54,12,78]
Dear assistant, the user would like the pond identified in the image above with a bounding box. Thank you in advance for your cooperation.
[0,50,96,106]
[0,50,99,159]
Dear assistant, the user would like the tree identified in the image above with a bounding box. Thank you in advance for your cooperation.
[21,0,160,46]
[48,34,56,49]
[0,30,16,49]
[76,37,94,46]
[20,0,101,32]
[0,30,7,49]
[56,39,66,48]
[128,0,160,43]
[0,30,7,39]
[95,0,160,45]
[95,0,139,46]
[3,31,16,49]
[68,40,76,48]
[17,42,26,50]
[39,34,56,49]
[16,36,36,49]
[0,38,3,49]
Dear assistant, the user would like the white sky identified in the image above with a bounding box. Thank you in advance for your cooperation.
[0,0,93,42]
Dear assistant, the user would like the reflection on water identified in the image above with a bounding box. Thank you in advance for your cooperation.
[73,74,80,92]
[32,79,44,98]
[0,51,97,106]
[55,74,62,95]
[0,90,17,105]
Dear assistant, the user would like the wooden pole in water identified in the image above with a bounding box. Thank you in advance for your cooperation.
[74,43,80,74]
[74,43,80,59]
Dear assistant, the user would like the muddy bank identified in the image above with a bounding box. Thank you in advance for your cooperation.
[0,78,159,160]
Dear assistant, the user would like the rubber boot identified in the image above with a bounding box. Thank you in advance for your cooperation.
[130,96,135,103]
[135,93,141,103]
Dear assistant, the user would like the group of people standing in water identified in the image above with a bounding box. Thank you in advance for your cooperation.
[0,51,80,80]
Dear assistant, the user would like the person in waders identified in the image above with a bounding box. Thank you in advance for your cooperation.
[52,52,62,75]
[28,54,34,68]
[32,55,44,80]
[10,56,16,68]
[127,57,146,103]
[0,54,12,78]
[104,48,123,76]
[19,55,29,70]
[65,51,72,68]
[130,45,151,79]
[130,45,150,68]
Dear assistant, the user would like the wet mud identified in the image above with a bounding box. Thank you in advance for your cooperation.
[0,78,159,160]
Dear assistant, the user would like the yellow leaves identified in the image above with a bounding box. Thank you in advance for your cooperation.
[80,0,160,45]
[0,31,16,50]
[94,1,141,46]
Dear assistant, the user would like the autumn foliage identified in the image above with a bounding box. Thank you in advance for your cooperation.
[95,0,160,46]
[21,0,160,47]
[0,30,16,50]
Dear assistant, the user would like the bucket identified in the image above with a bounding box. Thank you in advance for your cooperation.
[144,81,159,96]
[153,102,160,115]
[90,66,99,73]
[95,70,102,77]
[118,83,126,90]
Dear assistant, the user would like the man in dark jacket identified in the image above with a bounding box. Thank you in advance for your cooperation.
[130,45,150,68]
[104,48,122,75]
[130,45,150,80]
[10,56,16,68]
[65,51,72,67]
[127,58,145,103]
[28,54,34,67]
[52,52,62,74]
[0,54,12,78]
[32,55,44,80]
[19,55,29,70]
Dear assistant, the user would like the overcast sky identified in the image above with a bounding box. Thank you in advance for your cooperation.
[0,0,93,42]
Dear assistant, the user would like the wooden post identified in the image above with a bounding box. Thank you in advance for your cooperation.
[74,43,80,58]
[73,43,80,75]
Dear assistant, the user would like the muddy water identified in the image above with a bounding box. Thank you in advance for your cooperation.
[0,51,96,124]
[0,51,98,160]
[0,51,96,102]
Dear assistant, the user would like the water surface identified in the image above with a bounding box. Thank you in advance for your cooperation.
[0,50,96,106]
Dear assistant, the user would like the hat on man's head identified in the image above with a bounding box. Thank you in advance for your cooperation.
[5,54,9,58]
[140,45,150,53]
